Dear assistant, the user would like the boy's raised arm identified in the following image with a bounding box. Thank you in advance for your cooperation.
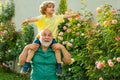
[63,13,80,19]
[21,17,38,25]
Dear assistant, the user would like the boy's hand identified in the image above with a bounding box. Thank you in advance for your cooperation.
[73,13,80,18]
[21,19,28,25]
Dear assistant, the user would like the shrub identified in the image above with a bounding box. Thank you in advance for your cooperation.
[58,4,120,80]
[0,0,34,72]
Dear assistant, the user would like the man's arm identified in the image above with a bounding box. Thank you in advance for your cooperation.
[51,43,72,64]
[19,46,28,65]
[52,43,72,64]
[60,45,72,64]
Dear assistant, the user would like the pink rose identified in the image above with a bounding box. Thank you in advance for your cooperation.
[95,61,99,65]
[108,61,114,67]
[96,63,102,69]
[103,21,110,26]
[99,77,103,80]
[67,29,71,33]
[117,57,120,62]
[108,59,112,63]
[112,20,118,24]
[59,32,64,36]
[67,42,73,48]
[0,31,3,35]
[111,9,116,13]
[63,26,67,30]
[96,62,105,69]
[115,36,120,41]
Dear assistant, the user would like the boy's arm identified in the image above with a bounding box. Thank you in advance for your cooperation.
[21,17,38,25]
[63,13,80,19]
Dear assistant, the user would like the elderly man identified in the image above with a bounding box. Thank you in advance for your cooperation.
[19,29,72,80]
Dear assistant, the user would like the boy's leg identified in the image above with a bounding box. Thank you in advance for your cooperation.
[26,49,36,62]
[21,50,35,73]
[51,39,62,76]
[55,49,62,76]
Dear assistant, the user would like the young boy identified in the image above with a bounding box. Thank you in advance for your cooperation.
[20,1,80,76]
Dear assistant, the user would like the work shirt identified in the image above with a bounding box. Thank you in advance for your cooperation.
[34,14,64,39]
[30,47,58,80]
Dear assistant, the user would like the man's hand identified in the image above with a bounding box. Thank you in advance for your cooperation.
[52,43,63,51]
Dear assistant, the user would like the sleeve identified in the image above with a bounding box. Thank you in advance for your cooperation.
[56,15,64,24]
[34,16,40,25]
[34,15,45,28]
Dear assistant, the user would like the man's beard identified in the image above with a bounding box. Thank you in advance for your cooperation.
[39,38,52,47]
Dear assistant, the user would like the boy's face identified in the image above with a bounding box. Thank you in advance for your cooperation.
[45,4,54,14]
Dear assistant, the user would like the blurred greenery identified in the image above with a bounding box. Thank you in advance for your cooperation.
[57,4,120,80]
[0,0,120,80]
[0,66,30,80]
[0,0,34,63]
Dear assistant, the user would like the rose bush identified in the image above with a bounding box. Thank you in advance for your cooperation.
[58,4,120,80]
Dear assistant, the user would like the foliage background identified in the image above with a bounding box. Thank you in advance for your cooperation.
[0,0,34,72]
[0,0,120,80]
[57,2,120,80]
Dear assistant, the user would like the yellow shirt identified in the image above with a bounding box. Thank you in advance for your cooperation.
[34,14,64,39]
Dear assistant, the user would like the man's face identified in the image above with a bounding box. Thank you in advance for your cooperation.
[39,29,53,47]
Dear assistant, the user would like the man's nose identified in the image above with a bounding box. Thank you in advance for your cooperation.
[45,36,49,38]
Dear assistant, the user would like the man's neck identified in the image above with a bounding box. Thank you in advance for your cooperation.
[42,46,49,51]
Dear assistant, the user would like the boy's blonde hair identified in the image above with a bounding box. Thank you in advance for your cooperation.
[39,1,55,15]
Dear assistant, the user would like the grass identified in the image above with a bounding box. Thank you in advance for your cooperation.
[0,67,30,80]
